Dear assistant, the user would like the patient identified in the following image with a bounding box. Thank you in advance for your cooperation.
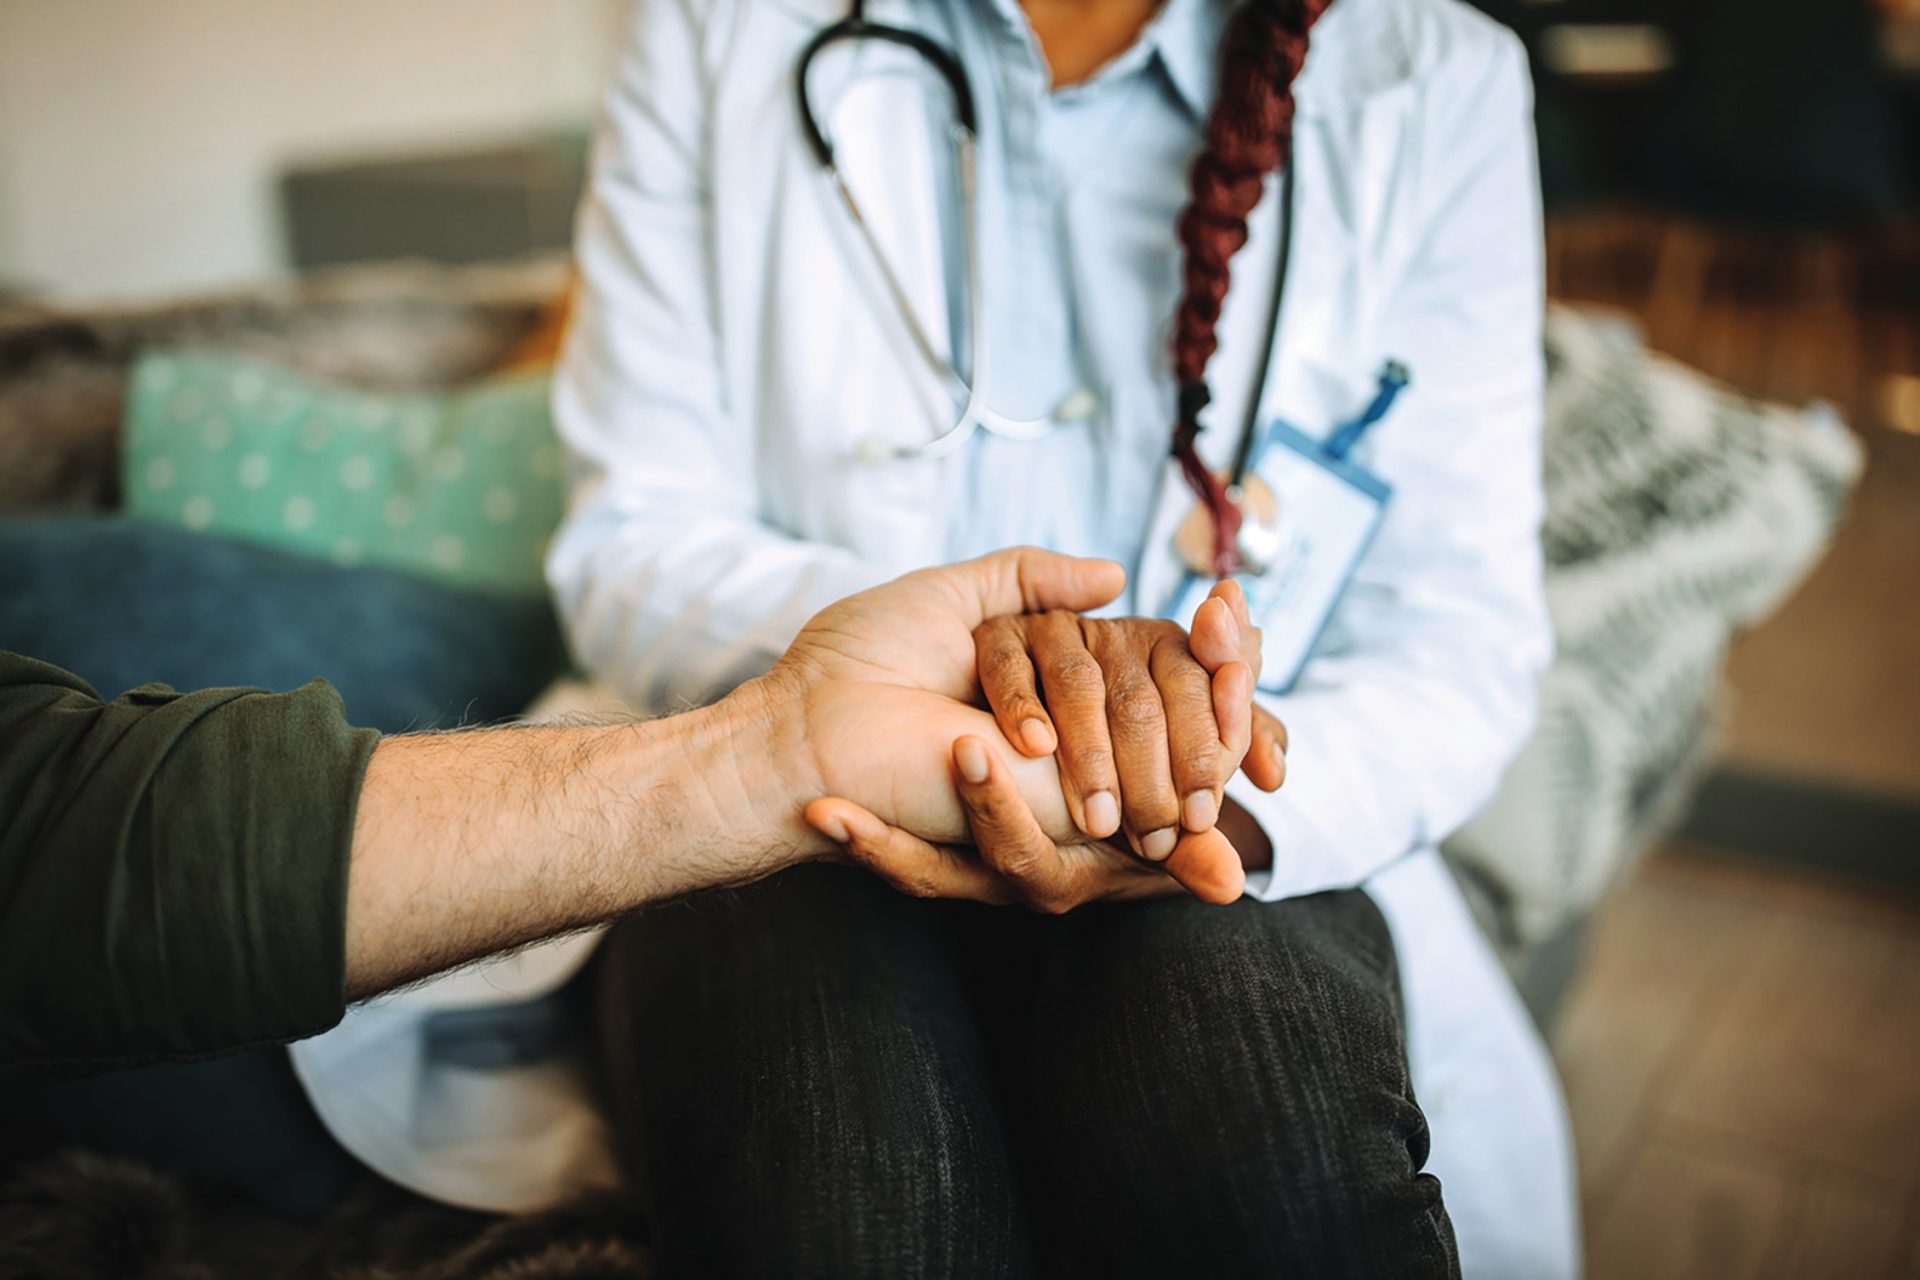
[0,549,1259,1206]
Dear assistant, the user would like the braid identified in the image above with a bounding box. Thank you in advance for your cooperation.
[1170,0,1330,576]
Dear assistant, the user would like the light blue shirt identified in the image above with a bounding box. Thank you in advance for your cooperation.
[918,0,1230,571]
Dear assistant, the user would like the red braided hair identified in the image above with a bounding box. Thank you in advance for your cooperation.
[1170,0,1330,577]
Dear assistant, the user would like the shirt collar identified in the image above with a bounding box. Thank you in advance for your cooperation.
[960,0,1222,122]
[1142,0,1222,122]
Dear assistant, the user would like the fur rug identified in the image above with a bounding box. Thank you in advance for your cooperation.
[0,1152,647,1280]
[0,256,566,512]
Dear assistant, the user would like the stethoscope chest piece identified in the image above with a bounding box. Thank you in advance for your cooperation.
[1173,473,1292,577]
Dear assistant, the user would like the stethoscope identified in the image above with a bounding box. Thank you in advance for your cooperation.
[794,0,1308,570]
[798,2,1080,462]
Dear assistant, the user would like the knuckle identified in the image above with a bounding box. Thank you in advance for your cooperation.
[1157,651,1207,688]
[1070,743,1116,780]
[1045,651,1104,693]
[1178,741,1223,780]
[998,855,1044,886]
[1169,679,1215,715]
[979,644,1034,690]
[987,843,1042,882]
[1106,682,1163,732]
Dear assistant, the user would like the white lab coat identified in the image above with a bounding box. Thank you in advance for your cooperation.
[292,0,1580,1273]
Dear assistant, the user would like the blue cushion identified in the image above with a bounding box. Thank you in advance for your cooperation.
[0,516,564,733]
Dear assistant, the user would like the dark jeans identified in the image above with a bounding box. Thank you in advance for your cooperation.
[597,865,1458,1279]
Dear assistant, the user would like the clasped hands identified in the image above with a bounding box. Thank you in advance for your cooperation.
[747,548,1286,912]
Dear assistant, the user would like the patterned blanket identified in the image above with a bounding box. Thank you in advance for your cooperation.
[1444,305,1864,954]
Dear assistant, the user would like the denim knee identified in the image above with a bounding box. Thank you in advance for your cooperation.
[1027,891,1457,1278]
[599,868,1031,1278]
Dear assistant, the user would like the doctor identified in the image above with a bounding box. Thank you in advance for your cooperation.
[549,0,1579,1270]
[294,0,1575,1274]
[551,0,1576,1272]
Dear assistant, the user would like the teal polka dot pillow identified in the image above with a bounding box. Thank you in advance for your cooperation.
[124,353,565,597]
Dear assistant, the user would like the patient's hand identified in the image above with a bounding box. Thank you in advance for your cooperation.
[972,580,1287,859]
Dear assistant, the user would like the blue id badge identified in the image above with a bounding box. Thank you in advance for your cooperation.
[1162,365,1403,694]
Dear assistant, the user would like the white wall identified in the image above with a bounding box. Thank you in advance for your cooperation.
[0,0,626,302]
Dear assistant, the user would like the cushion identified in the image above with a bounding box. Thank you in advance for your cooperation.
[1441,305,1865,954]
[0,516,565,733]
[122,353,564,596]
[0,255,565,514]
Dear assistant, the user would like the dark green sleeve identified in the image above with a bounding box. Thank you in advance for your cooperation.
[0,652,380,1071]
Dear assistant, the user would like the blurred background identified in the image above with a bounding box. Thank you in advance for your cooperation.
[1,0,1917,1275]
[0,0,625,300]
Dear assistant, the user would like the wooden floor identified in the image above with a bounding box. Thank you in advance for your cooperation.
[1544,214,1920,1276]
[1555,845,1920,1279]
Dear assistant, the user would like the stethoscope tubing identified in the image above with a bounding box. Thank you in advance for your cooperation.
[797,9,1080,459]
[795,3,1295,471]
[795,12,978,169]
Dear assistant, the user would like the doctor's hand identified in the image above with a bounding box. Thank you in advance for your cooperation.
[970,580,1288,860]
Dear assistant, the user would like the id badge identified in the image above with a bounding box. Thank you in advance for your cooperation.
[1163,421,1392,694]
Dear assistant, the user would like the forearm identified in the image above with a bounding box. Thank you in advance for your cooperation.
[344,694,795,997]
[343,675,1090,997]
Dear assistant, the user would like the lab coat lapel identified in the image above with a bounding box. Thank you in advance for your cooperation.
[742,0,962,566]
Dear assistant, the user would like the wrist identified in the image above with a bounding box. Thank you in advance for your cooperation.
[579,684,824,907]
[691,672,835,870]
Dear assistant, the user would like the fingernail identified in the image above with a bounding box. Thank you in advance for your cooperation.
[818,814,850,844]
[1142,827,1178,862]
[1084,791,1120,837]
[1183,790,1218,831]
[955,738,991,784]
[1019,717,1053,753]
